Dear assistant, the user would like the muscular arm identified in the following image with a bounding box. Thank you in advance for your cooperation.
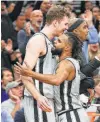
[22,35,46,99]
[18,60,75,86]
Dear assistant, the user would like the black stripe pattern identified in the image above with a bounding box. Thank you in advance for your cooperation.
[39,57,48,122]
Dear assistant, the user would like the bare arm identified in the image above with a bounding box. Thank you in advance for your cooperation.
[15,60,75,86]
[19,35,52,112]
[21,35,45,91]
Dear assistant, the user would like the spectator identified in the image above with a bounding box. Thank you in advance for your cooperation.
[1,39,13,70]
[1,39,22,70]
[34,1,52,28]
[85,1,93,11]
[24,4,33,21]
[1,80,24,119]
[1,67,13,103]
[13,13,26,50]
[92,6,100,32]
[17,10,43,56]
[1,1,23,50]
[7,2,15,14]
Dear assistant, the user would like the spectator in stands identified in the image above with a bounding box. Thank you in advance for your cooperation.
[85,1,93,11]
[24,4,33,22]
[1,39,13,70]
[92,6,100,32]
[34,1,52,28]
[1,39,22,70]
[13,13,26,50]
[17,10,43,57]
[79,10,99,64]
[7,2,15,14]
[1,80,24,119]
[1,68,13,103]
[1,1,23,50]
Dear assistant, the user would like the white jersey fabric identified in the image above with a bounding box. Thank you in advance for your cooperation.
[24,32,57,122]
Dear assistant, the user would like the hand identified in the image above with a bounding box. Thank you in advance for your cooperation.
[37,95,52,112]
[25,22,31,36]
[9,90,21,103]
[14,62,32,77]
[1,40,6,49]
[84,10,93,26]
[5,39,13,53]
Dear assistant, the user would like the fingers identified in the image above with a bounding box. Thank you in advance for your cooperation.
[38,97,52,112]
[39,104,52,112]
[16,62,23,68]
[14,64,22,75]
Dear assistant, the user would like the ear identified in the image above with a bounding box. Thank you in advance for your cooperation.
[52,20,58,27]
[73,29,79,35]
[73,29,80,37]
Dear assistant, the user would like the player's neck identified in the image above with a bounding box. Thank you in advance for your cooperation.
[59,52,72,61]
[41,25,57,40]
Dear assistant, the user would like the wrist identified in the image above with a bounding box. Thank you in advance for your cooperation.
[35,94,41,101]
[88,22,93,27]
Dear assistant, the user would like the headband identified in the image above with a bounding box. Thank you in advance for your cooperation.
[68,19,84,32]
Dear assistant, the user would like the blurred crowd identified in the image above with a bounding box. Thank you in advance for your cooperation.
[1,1,100,122]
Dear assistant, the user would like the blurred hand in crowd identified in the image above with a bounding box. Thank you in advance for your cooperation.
[5,39,13,53]
[24,22,31,36]
[1,40,6,50]
[15,50,23,64]
[81,10,93,27]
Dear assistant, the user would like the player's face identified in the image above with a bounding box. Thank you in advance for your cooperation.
[56,16,69,36]
[52,34,68,55]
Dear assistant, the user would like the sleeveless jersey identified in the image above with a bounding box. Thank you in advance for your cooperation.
[24,32,57,98]
[54,58,82,114]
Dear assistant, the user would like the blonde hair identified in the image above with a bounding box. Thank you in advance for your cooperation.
[46,5,68,25]
[93,75,100,86]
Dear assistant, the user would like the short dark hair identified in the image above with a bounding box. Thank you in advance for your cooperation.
[1,67,12,79]
[46,5,69,25]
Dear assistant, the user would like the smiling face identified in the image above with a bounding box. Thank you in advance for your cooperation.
[2,70,13,86]
[73,21,89,42]
[54,16,69,36]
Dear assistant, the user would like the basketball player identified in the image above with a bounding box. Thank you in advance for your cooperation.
[15,5,69,122]
[15,33,89,122]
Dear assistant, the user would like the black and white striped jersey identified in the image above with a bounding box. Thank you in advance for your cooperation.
[54,58,82,114]
[24,32,57,98]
